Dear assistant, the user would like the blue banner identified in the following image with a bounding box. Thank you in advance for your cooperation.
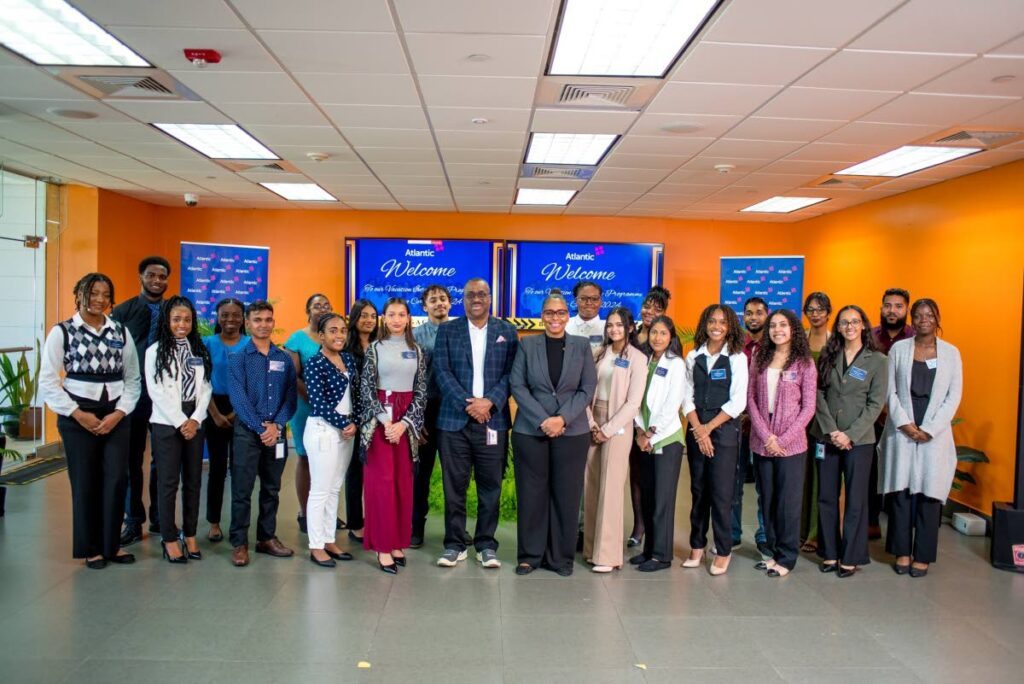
[505,241,663,326]
[720,256,804,319]
[347,238,500,318]
[180,242,269,324]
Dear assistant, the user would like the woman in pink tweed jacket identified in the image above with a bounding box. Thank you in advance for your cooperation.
[747,309,818,577]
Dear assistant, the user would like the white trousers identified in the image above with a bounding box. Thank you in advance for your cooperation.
[304,417,355,550]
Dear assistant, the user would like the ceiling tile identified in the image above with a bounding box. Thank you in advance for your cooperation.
[647,82,780,116]
[376,175,447,187]
[445,163,519,178]
[704,0,904,48]
[291,160,370,175]
[629,113,743,138]
[0,67,92,100]
[757,87,900,120]
[992,35,1024,56]
[169,70,309,104]
[393,0,556,35]
[0,98,130,123]
[322,105,428,129]
[62,122,170,144]
[272,145,359,162]
[679,156,771,174]
[243,124,347,147]
[916,55,1024,97]
[106,100,233,124]
[613,136,714,156]
[797,49,974,92]
[367,161,445,176]
[108,28,278,72]
[218,103,329,126]
[356,148,441,163]
[434,129,526,149]
[850,0,1024,53]
[440,148,522,164]
[405,34,546,77]
[591,167,667,183]
[531,109,638,134]
[295,73,421,105]
[701,139,805,160]
[418,76,537,108]
[77,0,243,29]
[965,99,1024,127]
[818,121,944,145]
[427,107,530,132]
[726,117,845,142]
[231,0,396,31]
[600,153,684,170]
[784,142,893,163]
[342,128,436,148]
[259,31,409,74]
[864,92,1018,125]
[761,159,850,175]
[674,42,833,86]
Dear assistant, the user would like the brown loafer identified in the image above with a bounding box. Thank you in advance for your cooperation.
[232,545,250,567]
[255,537,294,558]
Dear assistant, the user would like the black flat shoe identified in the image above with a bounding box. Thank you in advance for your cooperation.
[837,565,857,579]
[162,541,188,564]
[555,565,573,577]
[297,515,307,534]
[637,558,672,572]
[336,517,347,530]
[626,535,643,548]
[310,553,336,568]
[409,534,424,549]
[754,561,772,571]
[85,558,107,569]
[393,555,407,567]
[819,562,838,574]
[893,562,911,575]
[325,549,354,561]
[909,565,928,578]
[348,530,364,543]
[515,563,535,575]
[628,554,648,566]
[108,553,135,565]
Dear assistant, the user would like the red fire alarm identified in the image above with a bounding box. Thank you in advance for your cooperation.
[183,49,222,68]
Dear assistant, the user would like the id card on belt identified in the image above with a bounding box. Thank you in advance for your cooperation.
[486,427,498,446]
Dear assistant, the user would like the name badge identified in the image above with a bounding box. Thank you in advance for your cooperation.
[402,350,417,360]
[614,357,630,369]
[106,338,124,349]
[654,366,668,377]
[710,368,727,381]
[589,334,604,344]
[925,358,938,370]
[269,360,286,372]
[486,427,498,446]
[783,370,798,382]
[275,441,286,460]
[815,443,825,461]
[848,366,867,381]
[188,357,204,367]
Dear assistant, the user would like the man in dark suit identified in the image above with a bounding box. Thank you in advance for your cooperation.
[432,277,518,569]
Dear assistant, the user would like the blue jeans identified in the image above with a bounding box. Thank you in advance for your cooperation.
[732,434,765,545]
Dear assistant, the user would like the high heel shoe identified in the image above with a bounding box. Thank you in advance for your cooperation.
[377,554,397,575]
[681,549,704,568]
[393,554,407,567]
[162,540,188,564]
[709,554,731,576]
[181,532,202,560]
[837,565,858,579]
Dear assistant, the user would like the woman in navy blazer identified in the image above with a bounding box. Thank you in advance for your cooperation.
[511,290,597,576]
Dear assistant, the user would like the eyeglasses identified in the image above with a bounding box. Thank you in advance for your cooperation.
[837,319,863,329]
[542,309,570,318]
[464,291,491,301]
[309,303,332,311]
[576,296,601,304]
[804,307,826,315]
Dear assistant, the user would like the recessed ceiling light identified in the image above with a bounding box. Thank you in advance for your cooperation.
[526,133,618,165]
[835,145,982,177]
[991,74,1016,84]
[660,122,704,134]
[46,108,98,120]
[548,0,721,77]
[260,183,337,202]
[0,0,150,67]
[465,53,491,62]
[515,188,577,206]
[471,117,489,125]
[741,196,828,213]
[152,123,278,160]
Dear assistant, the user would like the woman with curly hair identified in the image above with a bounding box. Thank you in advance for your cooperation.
[682,304,748,576]
[146,295,213,563]
[747,309,817,577]
[812,305,888,578]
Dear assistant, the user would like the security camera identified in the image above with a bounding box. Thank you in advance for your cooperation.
[184,193,199,208]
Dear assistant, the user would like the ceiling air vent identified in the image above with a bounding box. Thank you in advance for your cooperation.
[52,67,200,101]
[558,84,635,108]
[217,160,302,174]
[916,126,1024,150]
[804,175,885,190]
[521,164,595,179]
[78,74,172,97]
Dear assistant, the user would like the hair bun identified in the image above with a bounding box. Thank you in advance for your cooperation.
[549,287,563,296]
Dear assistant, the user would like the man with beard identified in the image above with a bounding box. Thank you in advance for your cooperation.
[736,297,770,558]
[868,288,914,539]
[112,256,170,544]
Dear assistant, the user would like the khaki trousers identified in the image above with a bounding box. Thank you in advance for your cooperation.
[583,401,633,567]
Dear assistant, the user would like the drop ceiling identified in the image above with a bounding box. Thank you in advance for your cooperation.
[0,0,1021,221]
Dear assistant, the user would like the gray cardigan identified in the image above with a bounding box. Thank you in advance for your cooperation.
[812,346,888,446]
[510,333,597,437]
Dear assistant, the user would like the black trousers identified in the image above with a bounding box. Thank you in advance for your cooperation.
[887,489,942,564]
[869,423,883,527]
[204,394,234,524]
[411,398,441,538]
[638,442,684,562]
[345,451,364,530]
[229,424,287,548]
[58,406,130,559]
[124,394,157,528]
[152,421,204,542]
[817,442,873,566]
[686,424,740,556]
[513,432,589,570]
[756,452,807,570]
[439,422,507,551]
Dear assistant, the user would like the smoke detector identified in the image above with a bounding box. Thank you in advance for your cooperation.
[714,164,735,174]
[306,152,329,162]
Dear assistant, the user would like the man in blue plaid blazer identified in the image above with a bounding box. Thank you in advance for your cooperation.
[432,277,518,568]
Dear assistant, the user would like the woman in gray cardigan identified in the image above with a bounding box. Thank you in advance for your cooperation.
[880,299,962,578]
[511,290,597,576]
[812,305,888,578]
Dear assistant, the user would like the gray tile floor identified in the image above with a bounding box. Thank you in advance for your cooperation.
[1,459,1023,684]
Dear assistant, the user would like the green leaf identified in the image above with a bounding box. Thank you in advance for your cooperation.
[951,417,964,427]
[955,446,989,463]
[954,469,977,484]
[950,481,963,491]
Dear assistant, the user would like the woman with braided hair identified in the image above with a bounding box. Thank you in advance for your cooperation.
[145,295,212,563]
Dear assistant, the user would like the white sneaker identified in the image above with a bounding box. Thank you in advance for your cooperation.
[477,549,501,568]
[437,548,468,567]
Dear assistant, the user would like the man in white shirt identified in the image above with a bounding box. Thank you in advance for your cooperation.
[565,281,604,351]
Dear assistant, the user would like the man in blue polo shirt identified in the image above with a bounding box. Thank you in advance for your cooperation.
[227,300,297,567]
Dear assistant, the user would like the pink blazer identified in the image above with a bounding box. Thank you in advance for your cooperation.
[748,356,817,457]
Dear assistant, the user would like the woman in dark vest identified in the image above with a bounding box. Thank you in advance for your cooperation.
[38,273,141,568]
[682,304,748,576]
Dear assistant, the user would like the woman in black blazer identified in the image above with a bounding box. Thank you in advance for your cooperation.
[511,290,597,576]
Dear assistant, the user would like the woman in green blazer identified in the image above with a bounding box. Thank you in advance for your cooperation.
[812,304,888,578]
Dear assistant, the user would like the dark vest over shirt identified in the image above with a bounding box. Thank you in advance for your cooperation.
[694,354,739,446]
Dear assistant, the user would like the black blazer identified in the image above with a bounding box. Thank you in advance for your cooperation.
[510,334,596,437]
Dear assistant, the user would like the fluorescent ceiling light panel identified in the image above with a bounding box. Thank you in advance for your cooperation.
[526,133,618,166]
[835,145,981,177]
[515,188,577,206]
[260,183,337,202]
[0,0,150,66]
[153,124,278,160]
[548,0,720,77]
[741,196,828,214]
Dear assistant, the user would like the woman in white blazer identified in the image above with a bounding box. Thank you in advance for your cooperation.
[145,296,213,563]
[880,299,962,578]
[629,315,687,572]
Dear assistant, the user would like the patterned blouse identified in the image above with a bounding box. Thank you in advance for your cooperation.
[304,350,358,431]
[358,338,428,462]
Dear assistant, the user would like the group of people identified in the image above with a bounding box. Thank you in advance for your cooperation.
[39,255,963,581]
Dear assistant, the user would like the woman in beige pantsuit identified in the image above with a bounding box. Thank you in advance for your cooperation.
[583,307,648,572]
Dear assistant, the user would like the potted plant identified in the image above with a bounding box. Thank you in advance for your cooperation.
[0,343,42,440]
[0,363,25,439]
[0,429,24,517]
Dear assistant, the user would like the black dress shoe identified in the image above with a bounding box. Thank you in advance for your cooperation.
[555,565,574,577]
[393,555,407,567]
[515,563,535,575]
[348,530,364,543]
[297,515,307,534]
[119,526,143,547]
[409,534,424,549]
[819,562,838,573]
[892,562,911,575]
[85,558,108,569]
[909,565,928,578]
[310,553,336,568]
[628,554,648,566]
[325,549,354,561]
[378,555,398,574]
[336,517,347,530]
[837,565,857,579]
[637,559,672,572]
[108,552,135,564]
[754,561,771,571]
[162,541,188,564]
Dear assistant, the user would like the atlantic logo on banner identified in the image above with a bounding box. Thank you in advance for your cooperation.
[181,242,270,323]
[720,256,804,317]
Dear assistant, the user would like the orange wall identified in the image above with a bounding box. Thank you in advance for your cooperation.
[88,160,1024,514]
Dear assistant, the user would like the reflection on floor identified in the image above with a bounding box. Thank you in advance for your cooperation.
[1,457,1022,684]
